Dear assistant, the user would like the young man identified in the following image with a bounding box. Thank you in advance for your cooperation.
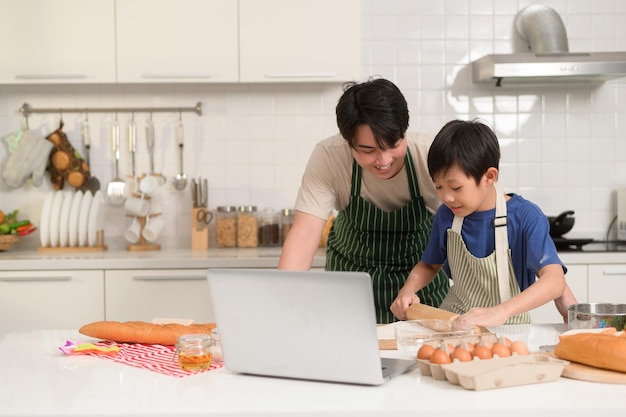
[390,119,577,325]
[278,78,449,323]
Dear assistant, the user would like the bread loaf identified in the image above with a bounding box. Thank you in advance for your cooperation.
[79,321,216,345]
[554,329,626,373]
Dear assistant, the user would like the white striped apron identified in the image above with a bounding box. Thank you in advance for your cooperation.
[439,184,531,324]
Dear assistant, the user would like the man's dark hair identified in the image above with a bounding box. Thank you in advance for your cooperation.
[335,78,409,149]
[427,119,500,184]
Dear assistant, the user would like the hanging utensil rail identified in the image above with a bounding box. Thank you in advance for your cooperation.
[19,101,203,120]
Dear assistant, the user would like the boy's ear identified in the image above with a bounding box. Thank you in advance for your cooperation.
[484,167,499,184]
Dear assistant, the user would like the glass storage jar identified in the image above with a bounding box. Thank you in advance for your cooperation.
[258,207,280,247]
[281,208,295,245]
[175,333,213,371]
[216,206,237,248]
[237,205,258,247]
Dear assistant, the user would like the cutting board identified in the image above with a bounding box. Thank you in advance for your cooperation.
[545,352,626,384]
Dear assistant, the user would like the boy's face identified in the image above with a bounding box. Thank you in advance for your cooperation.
[351,124,406,180]
[432,165,497,217]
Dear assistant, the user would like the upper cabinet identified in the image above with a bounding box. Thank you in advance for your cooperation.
[239,0,360,83]
[0,0,116,84]
[116,0,239,83]
[0,0,360,85]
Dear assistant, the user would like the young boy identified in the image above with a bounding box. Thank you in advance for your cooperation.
[390,119,577,326]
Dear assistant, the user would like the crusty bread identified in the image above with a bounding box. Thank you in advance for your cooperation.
[554,330,626,373]
[79,320,216,345]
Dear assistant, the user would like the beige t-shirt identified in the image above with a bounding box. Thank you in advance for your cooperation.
[295,132,441,220]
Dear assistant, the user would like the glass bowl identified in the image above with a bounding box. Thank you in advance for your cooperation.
[394,319,476,358]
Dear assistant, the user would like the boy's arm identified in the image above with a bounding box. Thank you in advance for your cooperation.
[554,282,578,323]
[390,261,442,320]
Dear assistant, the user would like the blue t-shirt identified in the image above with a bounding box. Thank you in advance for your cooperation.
[421,193,566,291]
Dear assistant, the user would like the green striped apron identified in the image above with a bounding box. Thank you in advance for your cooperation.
[326,153,449,324]
[439,185,530,324]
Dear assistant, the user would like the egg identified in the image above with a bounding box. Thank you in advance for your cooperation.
[429,348,452,364]
[450,346,472,362]
[459,340,475,353]
[510,340,530,355]
[417,344,435,360]
[491,342,511,357]
[500,337,512,348]
[472,344,493,360]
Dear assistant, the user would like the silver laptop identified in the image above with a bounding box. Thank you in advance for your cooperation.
[206,268,415,385]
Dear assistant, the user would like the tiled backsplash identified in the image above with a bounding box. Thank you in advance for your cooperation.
[1,0,625,250]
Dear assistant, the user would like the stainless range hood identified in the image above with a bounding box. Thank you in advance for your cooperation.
[472,4,626,87]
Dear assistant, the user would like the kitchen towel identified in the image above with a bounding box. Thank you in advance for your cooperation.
[60,340,223,378]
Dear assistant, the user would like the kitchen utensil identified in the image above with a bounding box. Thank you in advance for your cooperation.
[172,116,187,191]
[547,210,575,237]
[128,117,137,178]
[79,117,101,195]
[142,215,165,242]
[106,119,126,205]
[145,115,166,185]
[196,208,213,231]
[544,351,626,384]
[406,303,491,334]
[394,319,475,358]
[567,303,626,330]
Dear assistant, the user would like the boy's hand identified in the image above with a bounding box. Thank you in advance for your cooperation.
[390,292,420,320]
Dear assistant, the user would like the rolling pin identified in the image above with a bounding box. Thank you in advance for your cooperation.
[406,303,491,334]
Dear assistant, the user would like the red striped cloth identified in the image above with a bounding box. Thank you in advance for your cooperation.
[76,341,223,378]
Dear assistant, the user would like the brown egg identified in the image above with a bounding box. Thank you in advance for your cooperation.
[450,346,472,362]
[510,340,530,355]
[459,340,475,353]
[500,337,512,348]
[491,342,511,357]
[417,344,435,360]
[472,345,493,360]
[429,348,452,364]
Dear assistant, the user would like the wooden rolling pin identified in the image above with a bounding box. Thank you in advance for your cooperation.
[406,303,491,334]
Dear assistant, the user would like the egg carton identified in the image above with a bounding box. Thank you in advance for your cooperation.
[416,334,569,390]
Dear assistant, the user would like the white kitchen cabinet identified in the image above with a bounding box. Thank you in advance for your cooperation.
[529,264,588,324]
[116,0,239,83]
[0,270,104,336]
[239,0,360,83]
[0,0,116,84]
[105,269,215,323]
[587,264,626,303]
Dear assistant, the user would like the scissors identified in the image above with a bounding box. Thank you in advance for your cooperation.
[196,208,214,231]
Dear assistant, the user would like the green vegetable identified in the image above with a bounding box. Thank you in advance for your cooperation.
[0,224,10,234]
[10,220,30,230]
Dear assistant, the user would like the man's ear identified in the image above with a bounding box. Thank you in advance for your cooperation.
[484,167,499,184]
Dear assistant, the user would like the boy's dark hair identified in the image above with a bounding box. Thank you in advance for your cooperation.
[427,119,500,184]
[336,78,409,149]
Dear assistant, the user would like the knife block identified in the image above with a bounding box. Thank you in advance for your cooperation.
[191,207,209,250]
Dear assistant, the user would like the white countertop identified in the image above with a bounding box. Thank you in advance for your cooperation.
[0,247,327,270]
[1,324,624,417]
[0,246,622,272]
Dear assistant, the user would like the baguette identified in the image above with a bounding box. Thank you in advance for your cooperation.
[554,330,626,373]
[79,320,216,345]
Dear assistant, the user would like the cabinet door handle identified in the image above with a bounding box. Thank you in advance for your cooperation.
[0,276,72,282]
[15,74,87,80]
[133,275,206,281]
[264,72,336,78]
[140,74,214,79]
[600,269,626,275]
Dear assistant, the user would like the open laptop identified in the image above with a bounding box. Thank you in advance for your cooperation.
[206,268,415,385]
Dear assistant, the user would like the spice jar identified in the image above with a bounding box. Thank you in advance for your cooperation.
[258,207,280,247]
[237,205,258,247]
[281,208,295,245]
[216,206,237,248]
[175,333,213,371]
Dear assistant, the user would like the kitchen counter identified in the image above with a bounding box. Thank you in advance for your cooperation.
[0,246,622,271]
[0,324,624,417]
[0,247,327,270]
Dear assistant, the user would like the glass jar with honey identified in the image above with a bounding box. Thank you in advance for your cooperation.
[175,333,213,371]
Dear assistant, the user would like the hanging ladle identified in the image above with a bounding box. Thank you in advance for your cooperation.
[146,113,166,185]
[172,111,187,190]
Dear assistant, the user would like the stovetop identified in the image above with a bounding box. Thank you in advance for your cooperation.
[553,238,626,252]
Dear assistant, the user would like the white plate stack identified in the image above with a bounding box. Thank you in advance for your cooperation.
[39,189,106,249]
